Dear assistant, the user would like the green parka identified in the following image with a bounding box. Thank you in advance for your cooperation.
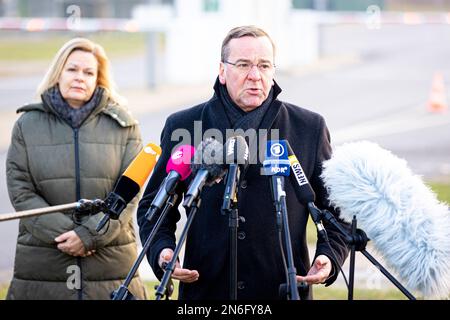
[6,90,147,300]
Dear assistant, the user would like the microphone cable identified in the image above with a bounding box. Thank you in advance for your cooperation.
[319,223,350,290]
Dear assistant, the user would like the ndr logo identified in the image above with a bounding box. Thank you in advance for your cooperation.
[271,166,288,174]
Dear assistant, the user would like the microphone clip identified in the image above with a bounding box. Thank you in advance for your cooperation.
[74,199,106,225]
[221,164,240,214]
[307,203,329,242]
[103,192,127,220]
[76,199,106,215]
[95,193,127,232]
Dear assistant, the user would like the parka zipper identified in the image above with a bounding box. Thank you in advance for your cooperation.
[74,128,83,300]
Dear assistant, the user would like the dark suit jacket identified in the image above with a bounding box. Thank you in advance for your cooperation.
[137,80,349,300]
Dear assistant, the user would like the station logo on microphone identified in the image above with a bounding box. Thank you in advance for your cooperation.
[263,140,290,176]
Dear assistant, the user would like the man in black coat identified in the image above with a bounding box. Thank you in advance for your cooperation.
[137,25,349,300]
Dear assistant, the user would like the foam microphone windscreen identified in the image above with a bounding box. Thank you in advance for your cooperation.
[224,136,249,165]
[166,145,196,181]
[123,142,162,188]
[113,176,140,204]
[191,138,226,185]
[321,140,450,298]
[113,142,161,203]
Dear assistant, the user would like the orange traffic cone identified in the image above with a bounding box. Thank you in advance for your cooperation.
[427,72,448,113]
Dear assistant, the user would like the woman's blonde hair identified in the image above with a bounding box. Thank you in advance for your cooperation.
[36,37,126,106]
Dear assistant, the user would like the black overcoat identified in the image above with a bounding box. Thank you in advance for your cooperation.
[137,80,349,300]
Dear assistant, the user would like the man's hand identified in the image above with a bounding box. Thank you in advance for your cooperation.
[296,255,332,285]
[159,248,199,283]
[55,230,95,257]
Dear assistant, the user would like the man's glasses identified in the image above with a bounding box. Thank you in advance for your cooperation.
[223,60,275,74]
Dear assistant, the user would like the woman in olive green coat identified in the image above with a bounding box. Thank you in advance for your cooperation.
[6,38,147,300]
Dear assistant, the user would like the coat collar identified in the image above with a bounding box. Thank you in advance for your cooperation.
[17,87,138,128]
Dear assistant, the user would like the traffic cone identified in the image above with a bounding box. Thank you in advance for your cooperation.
[427,72,448,113]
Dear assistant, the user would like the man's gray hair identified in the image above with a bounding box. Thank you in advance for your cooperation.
[221,25,276,62]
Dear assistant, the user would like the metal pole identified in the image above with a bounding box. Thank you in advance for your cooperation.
[0,202,79,222]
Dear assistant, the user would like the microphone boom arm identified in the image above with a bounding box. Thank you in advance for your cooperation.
[0,200,103,222]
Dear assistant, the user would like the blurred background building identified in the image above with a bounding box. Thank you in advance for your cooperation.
[2,0,450,18]
[0,0,160,18]
[1,0,450,85]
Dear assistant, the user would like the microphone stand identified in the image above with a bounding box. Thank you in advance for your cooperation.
[348,216,357,300]
[111,193,179,300]
[271,176,300,300]
[225,203,239,301]
[155,198,202,300]
[319,209,416,300]
[221,164,240,300]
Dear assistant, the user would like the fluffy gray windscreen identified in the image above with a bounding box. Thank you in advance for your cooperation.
[225,136,249,165]
[191,138,226,183]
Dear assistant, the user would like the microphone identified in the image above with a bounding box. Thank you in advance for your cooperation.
[285,140,328,241]
[96,142,161,232]
[263,140,301,300]
[145,144,195,221]
[321,140,450,298]
[262,140,290,176]
[222,136,249,213]
[263,140,290,224]
[182,138,226,208]
[286,141,314,202]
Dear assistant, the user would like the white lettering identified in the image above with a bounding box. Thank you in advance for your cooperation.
[66,265,81,290]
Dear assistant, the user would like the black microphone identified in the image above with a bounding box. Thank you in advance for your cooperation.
[285,140,328,241]
[96,142,161,232]
[222,136,249,213]
[183,138,226,208]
